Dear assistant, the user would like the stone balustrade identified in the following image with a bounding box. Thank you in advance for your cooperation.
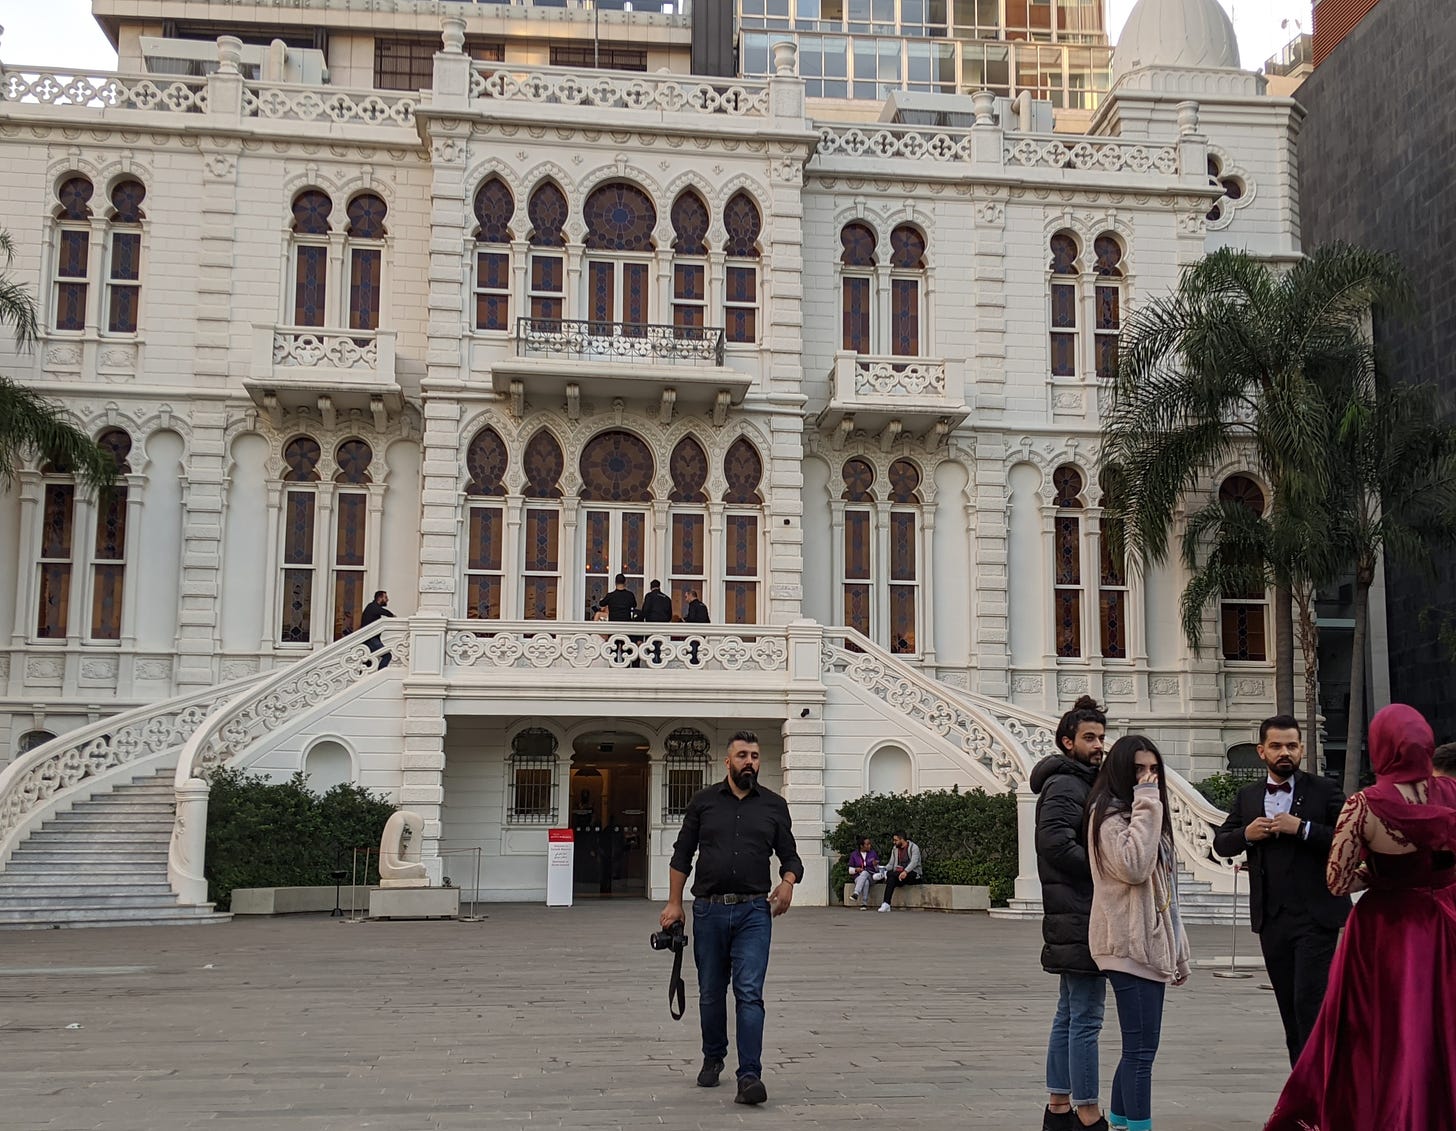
[469,65,771,117]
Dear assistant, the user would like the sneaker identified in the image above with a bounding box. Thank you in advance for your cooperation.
[696,1057,724,1088]
[734,1074,768,1105]
[1079,1118,1110,1131]
[849,891,859,903]
[1042,1107,1075,1131]
[877,902,890,913]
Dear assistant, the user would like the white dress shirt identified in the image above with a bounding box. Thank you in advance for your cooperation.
[1263,772,1310,839]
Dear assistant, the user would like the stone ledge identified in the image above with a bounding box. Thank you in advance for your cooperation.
[842,881,990,913]
[369,886,460,920]
[231,886,373,915]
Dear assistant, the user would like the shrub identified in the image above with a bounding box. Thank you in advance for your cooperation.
[204,768,396,911]
[1193,772,1240,812]
[825,787,1018,905]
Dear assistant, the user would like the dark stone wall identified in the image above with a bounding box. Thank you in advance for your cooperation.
[1297,0,1456,742]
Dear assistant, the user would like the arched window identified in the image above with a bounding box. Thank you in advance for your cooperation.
[291,190,332,327]
[841,457,875,638]
[1093,234,1123,381]
[36,459,77,639]
[330,439,373,640]
[670,191,709,339]
[580,430,655,503]
[1053,464,1085,658]
[723,192,762,344]
[1048,231,1080,379]
[106,180,145,334]
[722,438,763,624]
[1206,155,1246,224]
[887,458,921,655]
[579,430,655,618]
[507,727,559,825]
[279,436,322,643]
[89,429,132,640]
[464,427,507,620]
[16,730,57,756]
[1219,474,1269,662]
[345,193,387,332]
[584,182,656,334]
[53,176,93,332]
[1097,468,1128,659]
[663,727,713,819]
[840,222,876,354]
[522,431,565,620]
[474,178,514,332]
[527,181,567,326]
[889,225,926,358]
[668,437,709,612]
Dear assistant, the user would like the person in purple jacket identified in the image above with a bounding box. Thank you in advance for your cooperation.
[848,836,884,909]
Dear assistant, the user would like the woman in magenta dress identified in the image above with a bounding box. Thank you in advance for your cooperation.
[1265,703,1456,1131]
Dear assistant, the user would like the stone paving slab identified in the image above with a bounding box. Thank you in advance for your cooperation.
[0,905,1289,1130]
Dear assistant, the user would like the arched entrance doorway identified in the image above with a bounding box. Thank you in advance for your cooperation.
[569,728,651,897]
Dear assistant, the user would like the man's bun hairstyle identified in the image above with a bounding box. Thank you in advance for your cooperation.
[1056,695,1106,754]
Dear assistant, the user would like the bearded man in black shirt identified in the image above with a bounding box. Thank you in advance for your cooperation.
[660,731,801,1107]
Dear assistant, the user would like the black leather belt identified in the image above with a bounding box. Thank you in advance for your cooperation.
[699,892,768,905]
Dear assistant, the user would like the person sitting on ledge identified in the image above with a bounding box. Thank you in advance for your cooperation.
[877,831,923,912]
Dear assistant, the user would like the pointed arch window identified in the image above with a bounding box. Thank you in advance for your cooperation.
[1093,234,1123,381]
[279,436,322,643]
[722,438,763,624]
[841,457,875,638]
[36,460,77,639]
[106,180,145,334]
[1097,468,1128,659]
[527,182,567,326]
[89,429,132,640]
[669,436,709,612]
[53,176,93,333]
[1053,465,1085,658]
[671,190,710,339]
[840,222,876,354]
[723,192,762,344]
[889,226,926,358]
[464,427,507,621]
[1049,232,1080,379]
[291,190,331,328]
[584,182,656,335]
[1219,474,1269,662]
[522,430,565,621]
[887,459,921,655]
[474,178,514,332]
[330,440,372,640]
[345,194,387,332]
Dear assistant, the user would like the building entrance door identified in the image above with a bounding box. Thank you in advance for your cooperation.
[582,508,650,618]
[569,731,650,897]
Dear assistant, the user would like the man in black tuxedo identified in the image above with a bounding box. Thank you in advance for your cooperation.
[1213,714,1350,1065]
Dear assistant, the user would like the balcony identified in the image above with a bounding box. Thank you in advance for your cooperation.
[246,325,402,425]
[816,352,968,449]
[488,318,751,421]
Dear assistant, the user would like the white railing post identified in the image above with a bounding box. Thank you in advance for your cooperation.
[170,777,211,905]
[1011,781,1043,911]
[206,37,244,122]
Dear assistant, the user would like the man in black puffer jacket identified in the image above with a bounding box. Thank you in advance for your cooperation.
[1032,695,1109,1131]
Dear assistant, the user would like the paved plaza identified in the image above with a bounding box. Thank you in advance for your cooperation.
[0,905,1287,1130]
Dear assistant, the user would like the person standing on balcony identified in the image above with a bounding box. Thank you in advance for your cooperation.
[683,589,710,624]
[360,590,394,670]
[1032,694,1109,1131]
[598,573,638,622]
[1213,715,1349,1067]
[639,580,673,664]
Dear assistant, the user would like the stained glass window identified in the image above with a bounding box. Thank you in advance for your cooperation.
[843,276,871,354]
[1219,474,1266,516]
[1098,470,1128,660]
[280,488,316,643]
[1054,464,1084,658]
[345,193,387,239]
[1050,231,1081,379]
[1049,232,1078,274]
[475,178,514,243]
[890,277,920,357]
[671,191,709,255]
[1053,465,1084,507]
[465,427,508,496]
[725,264,758,344]
[103,181,145,334]
[283,436,322,482]
[476,250,511,331]
[528,182,568,248]
[724,513,759,624]
[106,179,144,223]
[54,177,93,333]
[292,190,332,235]
[90,430,131,641]
[1093,235,1122,277]
[294,244,328,327]
[723,438,762,504]
[890,225,925,270]
[334,439,373,484]
[841,222,877,267]
[332,489,367,640]
[669,437,709,503]
[670,512,706,612]
[529,253,564,324]
[524,430,565,499]
[522,508,560,620]
[842,457,875,502]
[584,182,656,252]
[348,248,381,331]
[579,430,654,502]
[723,192,762,258]
[673,261,706,337]
[467,505,504,619]
[1220,474,1269,661]
[58,176,93,221]
[37,477,75,638]
[888,459,920,503]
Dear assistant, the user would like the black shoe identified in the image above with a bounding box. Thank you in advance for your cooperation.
[1043,1108,1075,1131]
[1080,1119,1109,1131]
[734,1074,768,1105]
[696,1057,724,1088]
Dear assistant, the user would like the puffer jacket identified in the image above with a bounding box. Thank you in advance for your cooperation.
[1031,753,1100,975]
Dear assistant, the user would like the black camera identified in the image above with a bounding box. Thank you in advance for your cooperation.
[649,921,687,953]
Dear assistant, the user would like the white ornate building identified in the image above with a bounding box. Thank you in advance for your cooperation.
[0,0,1303,922]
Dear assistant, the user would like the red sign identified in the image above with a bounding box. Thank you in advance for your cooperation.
[548,828,574,843]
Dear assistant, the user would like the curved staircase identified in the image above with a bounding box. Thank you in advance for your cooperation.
[0,770,227,929]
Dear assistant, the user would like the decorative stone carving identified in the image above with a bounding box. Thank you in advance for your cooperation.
[446,628,787,673]
[99,345,138,370]
[1010,674,1044,694]
[0,70,207,113]
[378,811,429,888]
[274,331,378,370]
[43,344,82,369]
[1003,138,1178,174]
[1105,676,1134,697]
[242,83,416,126]
[0,655,8,680]
[937,670,970,690]
[1150,677,1180,697]
[220,660,258,681]
[470,67,770,117]
[854,359,947,397]
[136,659,173,681]
[25,657,64,681]
[1233,677,1268,698]
[1057,674,1090,696]
[1052,390,1084,412]
[81,658,119,681]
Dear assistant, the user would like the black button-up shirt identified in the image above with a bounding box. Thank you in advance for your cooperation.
[669,779,802,898]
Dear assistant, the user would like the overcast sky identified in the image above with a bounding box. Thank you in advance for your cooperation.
[2,0,1313,75]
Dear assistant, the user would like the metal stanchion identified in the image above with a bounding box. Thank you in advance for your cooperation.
[343,846,371,923]
[1213,862,1253,979]
[458,846,486,922]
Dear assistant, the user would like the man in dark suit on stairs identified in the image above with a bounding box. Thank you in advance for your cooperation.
[1213,714,1350,1066]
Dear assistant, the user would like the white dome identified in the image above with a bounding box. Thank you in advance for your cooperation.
[1111,0,1242,83]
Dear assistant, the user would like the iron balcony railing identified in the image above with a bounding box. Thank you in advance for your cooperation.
[516,317,726,366]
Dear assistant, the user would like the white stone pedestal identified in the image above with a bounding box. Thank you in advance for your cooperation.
[368,887,460,920]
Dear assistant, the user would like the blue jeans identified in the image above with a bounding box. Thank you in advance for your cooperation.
[1045,971,1107,1107]
[1107,971,1166,1128]
[692,897,772,1080]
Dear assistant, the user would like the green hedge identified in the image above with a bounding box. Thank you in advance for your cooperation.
[826,787,1018,905]
[1193,772,1240,812]
[204,768,396,911]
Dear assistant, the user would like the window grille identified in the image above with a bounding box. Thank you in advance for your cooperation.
[662,728,712,821]
[508,727,559,824]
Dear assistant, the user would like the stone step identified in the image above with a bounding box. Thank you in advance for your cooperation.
[25,829,174,843]
[7,850,170,866]
[55,800,175,813]
[0,903,219,925]
[0,913,230,931]
[0,891,188,910]
[37,819,175,834]
[0,865,168,882]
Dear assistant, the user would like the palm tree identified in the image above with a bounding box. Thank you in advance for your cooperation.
[0,229,115,493]
[1102,243,1412,717]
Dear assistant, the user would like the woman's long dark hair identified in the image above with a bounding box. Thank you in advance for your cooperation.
[1086,735,1173,851]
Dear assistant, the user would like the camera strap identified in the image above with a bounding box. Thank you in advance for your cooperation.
[668,941,686,1021]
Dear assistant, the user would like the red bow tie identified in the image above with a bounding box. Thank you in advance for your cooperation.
[1266,781,1292,795]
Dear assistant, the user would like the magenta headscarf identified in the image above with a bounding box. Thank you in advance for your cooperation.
[1363,704,1456,850]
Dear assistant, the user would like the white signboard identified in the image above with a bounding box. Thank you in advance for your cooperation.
[546,828,574,907]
